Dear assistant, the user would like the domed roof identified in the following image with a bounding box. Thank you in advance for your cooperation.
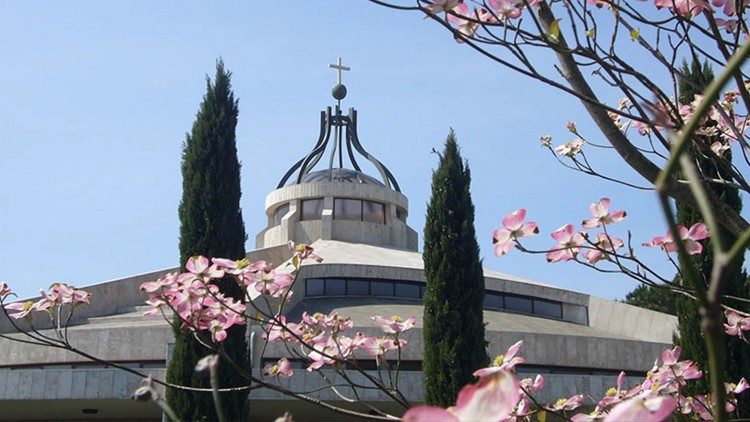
[300,168,385,187]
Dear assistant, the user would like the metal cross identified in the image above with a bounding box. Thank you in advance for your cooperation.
[328,57,350,85]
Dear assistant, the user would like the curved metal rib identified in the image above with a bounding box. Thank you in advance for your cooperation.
[278,105,400,192]
[295,108,333,184]
[345,122,362,173]
[277,109,330,188]
[347,109,401,192]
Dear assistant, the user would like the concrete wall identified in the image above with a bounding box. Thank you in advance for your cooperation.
[1,323,172,367]
[0,367,645,421]
[0,245,290,336]
[281,263,591,326]
[588,296,678,343]
[256,181,418,250]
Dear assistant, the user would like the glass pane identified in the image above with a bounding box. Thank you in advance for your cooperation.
[505,295,533,313]
[534,299,563,318]
[395,283,420,299]
[396,208,407,222]
[371,281,394,297]
[301,198,323,221]
[363,201,385,224]
[326,279,346,295]
[419,285,426,299]
[484,293,504,309]
[334,198,361,221]
[348,280,369,295]
[273,203,290,226]
[306,279,324,296]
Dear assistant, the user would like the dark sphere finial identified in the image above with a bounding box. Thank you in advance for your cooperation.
[332,83,347,100]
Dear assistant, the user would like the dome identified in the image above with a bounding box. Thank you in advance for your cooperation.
[300,168,385,187]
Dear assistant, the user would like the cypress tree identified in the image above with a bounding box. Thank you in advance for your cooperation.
[422,130,488,406]
[623,284,677,315]
[167,59,249,421]
[674,59,750,416]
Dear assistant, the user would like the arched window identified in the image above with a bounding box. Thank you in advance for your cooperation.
[273,203,290,226]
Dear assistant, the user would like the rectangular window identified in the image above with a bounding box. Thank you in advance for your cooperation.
[396,208,407,222]
[334,198,362,221]
[533,299,563,319]
[362,200,385,224]
[395,283,420,299]
[419,285,426,299]
[300,198,323,221]
[484,293,504,309]
[325,279,346,295]
[505,295,533,313]
[348,280,370,295]
[273,203,290,226]
[370,281,394,297]
[306,279,324,296]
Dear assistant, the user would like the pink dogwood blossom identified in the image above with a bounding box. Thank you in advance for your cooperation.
[554,139,584,157]
[585,233,624,265]
[492,209,539,256]
[654,0,709,17]
[447,3,479,40]
[547,224,586,263]
[370,315,416,333]
[724,309,750,339]
[185,255,225,280]
[643,223,710,255]
[474,340,525,377]
[604,394,677,422]
[727,377,749,395]
[488,0,523,20]
[547,394,584,412]
[710,0,750,15]
[264,358,294,378]
[582,198,626,228]
[403,372,521,422]
[424,0,462,14]
[4,300,35,319]
[0,282,10,298]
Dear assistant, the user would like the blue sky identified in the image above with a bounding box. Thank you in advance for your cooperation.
[1,1,682,300]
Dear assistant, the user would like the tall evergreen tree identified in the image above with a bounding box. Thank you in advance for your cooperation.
[167,59,249,421]
[623,284,677,315]
[422,130,488,406]
[674,59,750,416]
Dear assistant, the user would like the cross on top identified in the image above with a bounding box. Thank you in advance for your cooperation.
[328,57,350,85]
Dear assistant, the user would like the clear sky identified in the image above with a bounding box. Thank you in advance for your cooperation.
[1,1,686,301]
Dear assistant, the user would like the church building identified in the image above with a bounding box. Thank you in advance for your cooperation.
[0,60,677,421]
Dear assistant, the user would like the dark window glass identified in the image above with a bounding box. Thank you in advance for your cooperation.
[363,200,385,224]
[273,203,290,226]
[326,279,346,295]
[334,198,362,221]
[348,280,369,295]
[371,281,394,297]
[534,299,563,319]
[395,283,420,299]
[306,279,324,296]
[484,293,504,309]
[419,285,426,299]
[505,295,533,313]
[301,198,324,221]
[396,208,407,222]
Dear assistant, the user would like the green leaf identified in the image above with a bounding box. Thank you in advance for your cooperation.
[538,410,547,422]
[548,19,561,43]
[585,28,596,38]
[630,27,640,41]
